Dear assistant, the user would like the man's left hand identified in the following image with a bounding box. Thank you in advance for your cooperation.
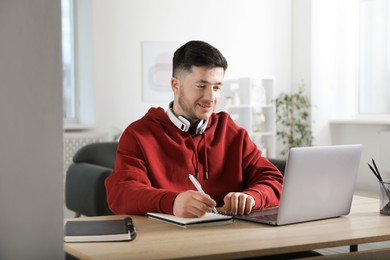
[219,192,255,215]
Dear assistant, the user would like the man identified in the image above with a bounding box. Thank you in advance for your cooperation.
[105,40,283,218]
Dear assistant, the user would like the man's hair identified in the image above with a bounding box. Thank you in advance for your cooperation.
[172,40,228,77]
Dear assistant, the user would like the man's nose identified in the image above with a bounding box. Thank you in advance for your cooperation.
[203,86,215,101]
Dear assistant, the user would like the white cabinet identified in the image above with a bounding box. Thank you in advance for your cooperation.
[219,77,276,158]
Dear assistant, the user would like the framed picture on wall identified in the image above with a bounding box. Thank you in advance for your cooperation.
[142,41,181,101]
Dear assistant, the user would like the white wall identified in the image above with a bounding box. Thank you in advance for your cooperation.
[91,0,292,136]
[0,0,64,259]
[330,123,390,193]
[291,0,311,95]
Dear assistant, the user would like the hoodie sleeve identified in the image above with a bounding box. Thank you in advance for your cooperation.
[241,131,284,209]
[104,127,179,215]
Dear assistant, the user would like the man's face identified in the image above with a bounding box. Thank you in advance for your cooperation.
[171,66,224,123]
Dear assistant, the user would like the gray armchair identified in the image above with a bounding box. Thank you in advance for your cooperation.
[65,141,286,217]
[65,142,117,217]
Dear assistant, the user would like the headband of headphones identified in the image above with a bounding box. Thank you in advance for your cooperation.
[166,102,208,134]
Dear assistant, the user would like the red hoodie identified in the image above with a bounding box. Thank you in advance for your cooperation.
[105,107,283,215]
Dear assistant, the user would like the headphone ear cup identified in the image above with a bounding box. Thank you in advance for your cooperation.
[178,116,191,131]
[166,104,190,132]
[196,119,208,134]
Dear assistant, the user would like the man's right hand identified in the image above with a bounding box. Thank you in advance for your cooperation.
[173,190,217,218]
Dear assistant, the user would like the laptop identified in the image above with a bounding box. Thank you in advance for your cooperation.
[234,144,363,226]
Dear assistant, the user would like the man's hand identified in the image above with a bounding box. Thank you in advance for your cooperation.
[219,192,255,215]
[173,190,217,218]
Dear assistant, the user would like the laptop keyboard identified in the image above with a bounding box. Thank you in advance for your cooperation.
[224,207,279,222]
[250,207,278,216]
[254,213,278,221]
[246,207,279,221]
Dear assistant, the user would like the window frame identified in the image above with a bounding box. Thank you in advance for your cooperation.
[62,0,94,130]
[62,0,79,124]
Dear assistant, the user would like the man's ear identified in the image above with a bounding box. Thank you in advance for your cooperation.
[171,77,180,93]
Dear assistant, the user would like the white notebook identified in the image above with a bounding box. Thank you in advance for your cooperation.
[146,212,232,228]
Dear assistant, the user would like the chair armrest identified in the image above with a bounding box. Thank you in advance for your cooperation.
[268,158,286,175]
[65,163,113,216]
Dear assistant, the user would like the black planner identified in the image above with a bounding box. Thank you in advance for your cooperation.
[65,217,136,242]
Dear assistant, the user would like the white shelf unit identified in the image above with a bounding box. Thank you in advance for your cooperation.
[219,77,276,158]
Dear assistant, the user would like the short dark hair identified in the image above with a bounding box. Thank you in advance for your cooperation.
[172,40,228,77]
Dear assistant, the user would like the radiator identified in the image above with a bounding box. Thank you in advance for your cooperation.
[63,132,109,176]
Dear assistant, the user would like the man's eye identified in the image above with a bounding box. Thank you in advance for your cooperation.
[214,86,221,91]
[197,85,206,89]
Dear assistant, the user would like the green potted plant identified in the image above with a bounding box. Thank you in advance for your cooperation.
[275,87,313,156]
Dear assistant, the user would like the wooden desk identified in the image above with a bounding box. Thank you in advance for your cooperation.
[64,196,390,259]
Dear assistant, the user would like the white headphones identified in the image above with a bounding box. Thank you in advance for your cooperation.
[166,102,208,134]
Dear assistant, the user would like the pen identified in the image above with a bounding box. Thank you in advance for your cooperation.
[368,158,390,198]
[372,158,383,181]
[188,174,218,214]
[368,158,384,182]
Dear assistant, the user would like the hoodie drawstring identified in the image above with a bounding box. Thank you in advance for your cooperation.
[203,133,209,179]
[189,132,209,180]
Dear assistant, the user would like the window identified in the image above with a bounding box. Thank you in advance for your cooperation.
[61,0,77,123]
[61,0,94,128]
[359,0,390,115]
